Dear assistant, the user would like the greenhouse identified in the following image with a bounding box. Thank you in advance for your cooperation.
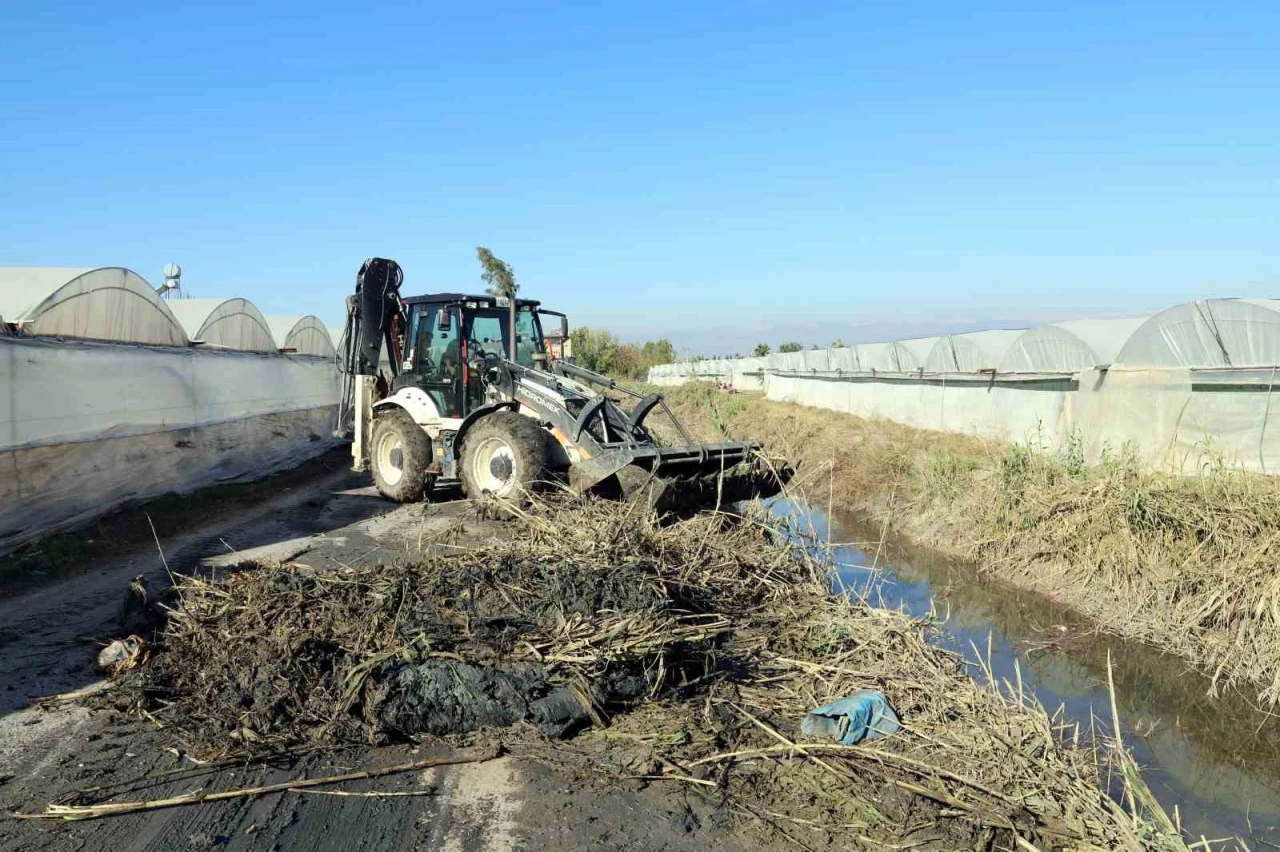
[1113,299,1280,369]
[167,298,277,352]
[268,315,336,358]
[894,336,941,371]
[0,267,188,346]
[923,329,1025,373]
[999,316,1150,373]
[854,342,906,372]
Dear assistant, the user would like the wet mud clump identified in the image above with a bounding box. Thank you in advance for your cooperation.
[376,662,590,739]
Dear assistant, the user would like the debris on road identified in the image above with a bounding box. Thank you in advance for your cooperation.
[97,493,1182,849]
[94,635,148,677]
[14,746,500,821]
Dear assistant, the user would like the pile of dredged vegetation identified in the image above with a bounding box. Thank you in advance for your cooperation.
[131,494,1183,850]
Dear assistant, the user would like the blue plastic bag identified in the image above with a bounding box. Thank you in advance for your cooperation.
[800,689,900,745]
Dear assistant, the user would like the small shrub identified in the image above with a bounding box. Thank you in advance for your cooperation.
[925,451,978,501]
[1057,429,1086,477]
[998,445,1035,490]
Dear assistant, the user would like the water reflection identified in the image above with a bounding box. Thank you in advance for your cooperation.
[767,498,1280,844]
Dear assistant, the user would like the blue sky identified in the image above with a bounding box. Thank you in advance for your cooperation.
[2,1,1277,351]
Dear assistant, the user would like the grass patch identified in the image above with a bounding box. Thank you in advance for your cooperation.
[665,385,1280,709]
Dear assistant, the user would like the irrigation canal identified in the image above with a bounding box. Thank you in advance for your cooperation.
[773,498,1280,845]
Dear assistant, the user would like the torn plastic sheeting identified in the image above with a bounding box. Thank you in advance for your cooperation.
[800,689,901,745]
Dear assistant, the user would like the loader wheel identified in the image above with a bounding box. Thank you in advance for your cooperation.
[460,411,550,501]
[371,409,434,502]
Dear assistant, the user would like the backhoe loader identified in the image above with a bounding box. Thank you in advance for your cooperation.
[335,258,789,509]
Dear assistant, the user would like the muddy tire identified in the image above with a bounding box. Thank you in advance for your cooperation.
[459,411,551,500]
[370,409,434,502]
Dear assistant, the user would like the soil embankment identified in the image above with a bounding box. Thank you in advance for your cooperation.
[664,383,1280,709]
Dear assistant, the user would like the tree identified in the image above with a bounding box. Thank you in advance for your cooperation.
[778,342,803,353]
[568,328,682,381]
[830,339,846,348]
[640,338,677,366]
[753,343,771,357]
[570,327,621,373]
[476,247,517,359]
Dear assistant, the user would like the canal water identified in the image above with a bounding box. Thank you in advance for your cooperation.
[770,498,1280,845]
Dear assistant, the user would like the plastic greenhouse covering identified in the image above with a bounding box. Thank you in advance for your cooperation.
[1114,299,1280,369]
[894,337,939,371]
[855,342,904,372]
[168,298,278,352]
[924,329,1025,373]
[800,349,829,371]
[830,347,859,371]
[999,317,1150,372]
[268,315,337,358]
[0,267,188,346]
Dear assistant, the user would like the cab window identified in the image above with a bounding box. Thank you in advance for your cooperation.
[514,308,542,366]
[464,308,543,368]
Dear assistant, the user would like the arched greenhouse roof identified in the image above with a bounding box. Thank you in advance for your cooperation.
[267,315,336,358]
[924,329,1025,373]
[855,341,906,372]
[0,267,188,346]
[167,298,277,352]
[999,316,1150,372]
[893,336,941,371]
[1113,299,1280,368]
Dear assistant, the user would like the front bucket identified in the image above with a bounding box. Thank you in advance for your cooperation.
[614,457,793,514]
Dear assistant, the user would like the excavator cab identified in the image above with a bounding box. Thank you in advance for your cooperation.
[395,296,547,418]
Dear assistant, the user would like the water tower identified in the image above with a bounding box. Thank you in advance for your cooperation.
[158,263,182,299]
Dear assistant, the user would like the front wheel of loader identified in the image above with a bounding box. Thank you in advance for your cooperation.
[371,409,434,502]
[459,411,550,501]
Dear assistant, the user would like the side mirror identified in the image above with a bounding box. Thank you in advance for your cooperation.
[437,310,452,332]
[559,316,569,339]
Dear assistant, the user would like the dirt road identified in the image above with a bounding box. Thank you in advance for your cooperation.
[0,469,763,851]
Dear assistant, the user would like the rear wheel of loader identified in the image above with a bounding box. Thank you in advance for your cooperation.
[460,411,550,501]
[371,409,434,502]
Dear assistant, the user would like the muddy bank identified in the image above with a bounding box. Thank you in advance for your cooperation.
[92,496,1180,849]
[664,384,1280,709]
[787,498,1278,845]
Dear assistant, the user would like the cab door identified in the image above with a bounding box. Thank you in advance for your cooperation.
[403,303,463,418]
